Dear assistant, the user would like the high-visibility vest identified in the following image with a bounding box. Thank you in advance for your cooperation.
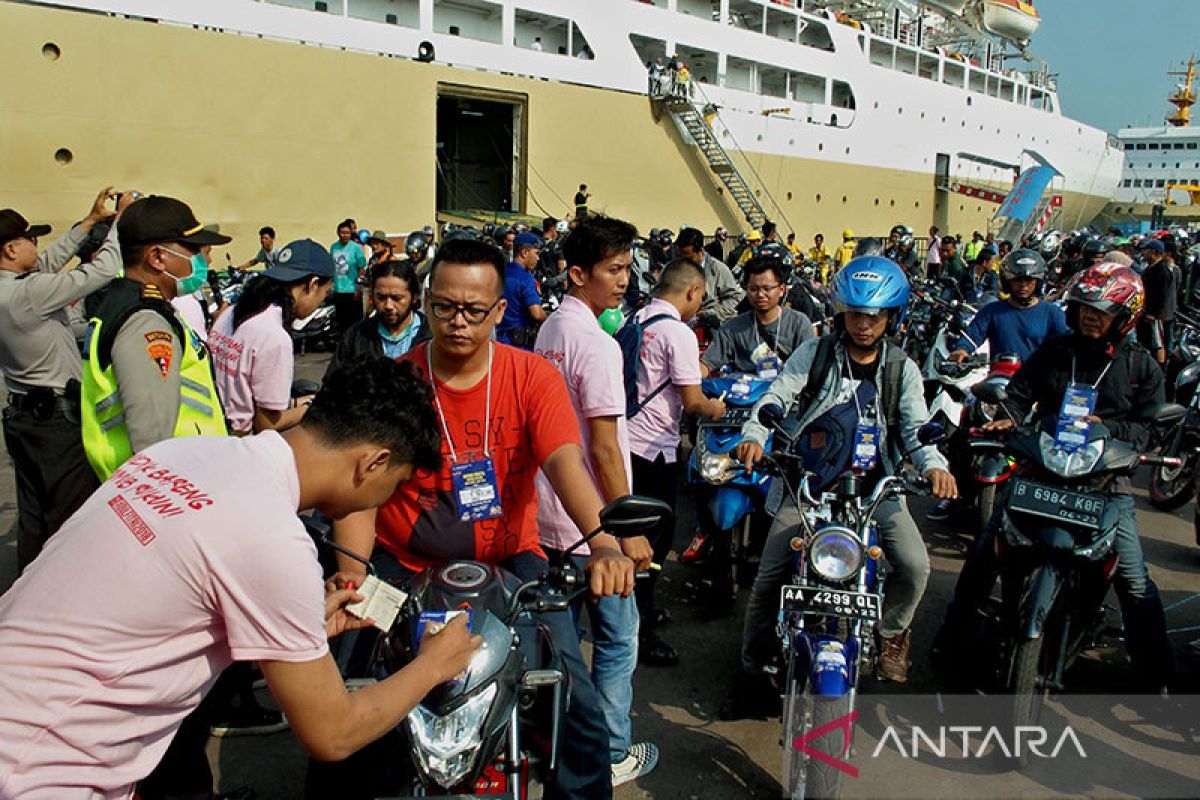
[81,279,226,480]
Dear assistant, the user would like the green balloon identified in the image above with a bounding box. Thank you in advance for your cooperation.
[598,308,624,336]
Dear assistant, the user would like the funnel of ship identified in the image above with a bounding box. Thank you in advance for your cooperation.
[925,0,970,15]
[980,0,1041,42]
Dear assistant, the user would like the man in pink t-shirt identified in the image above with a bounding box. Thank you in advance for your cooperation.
[0,359,478,799]
[533,216,657,787]
[626,259,725,666]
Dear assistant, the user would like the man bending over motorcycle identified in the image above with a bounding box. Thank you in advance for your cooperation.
[935,263,1173,692]
[721,256,957,718]
[0,357,480,799]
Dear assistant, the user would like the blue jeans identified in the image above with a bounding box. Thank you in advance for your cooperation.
[323,550,613,800]
[566,554,639,764]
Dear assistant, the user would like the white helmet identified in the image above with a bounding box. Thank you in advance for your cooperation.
[555,219,570,234]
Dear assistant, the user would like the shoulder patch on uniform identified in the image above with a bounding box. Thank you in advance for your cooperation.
[146,342,173,380]
[144,331,172,344]
[141,283,165,300]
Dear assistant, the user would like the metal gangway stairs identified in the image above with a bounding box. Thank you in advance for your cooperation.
[652,82,772,229]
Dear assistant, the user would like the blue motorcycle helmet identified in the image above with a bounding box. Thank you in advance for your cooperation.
[831,255,911,337]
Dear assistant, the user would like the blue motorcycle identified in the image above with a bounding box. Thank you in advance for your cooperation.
[686,374,775,606]
[756,461,930,799]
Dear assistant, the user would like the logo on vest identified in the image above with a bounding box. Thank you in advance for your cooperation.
[146,341,173,380]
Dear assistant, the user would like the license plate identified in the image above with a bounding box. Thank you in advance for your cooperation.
[1009,478,1104,529]
[780,585,882,622]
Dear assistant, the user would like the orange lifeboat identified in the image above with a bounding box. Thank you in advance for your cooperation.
[980,0,1041,42]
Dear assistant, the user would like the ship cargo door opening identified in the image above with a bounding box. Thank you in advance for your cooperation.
[436,89,526,215]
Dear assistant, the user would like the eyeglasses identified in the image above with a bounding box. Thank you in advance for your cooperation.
[746,284,782,295]
[428,297,501,325]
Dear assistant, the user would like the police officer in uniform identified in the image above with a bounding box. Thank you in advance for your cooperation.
[0,187,127,571]
[81,195,229,481]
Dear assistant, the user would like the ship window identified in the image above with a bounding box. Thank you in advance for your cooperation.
[895,44,917,76]
[677,0,711,18]
[1136,143,1146,149]
[1156,180,1166,188]
[760,65,789,99]
[629,33,667,67]
[434,0,502,45]
[869,40,894,69]
[831,80,855,113]
[791,71,825,104]
[347,0,418,28]
[798,19,835,52]
[765,4,799,43]
[968,69,986,94]
[1188,143,1198,149]
[999,80,1015,102]
[675,42,717,85]
[1123,180,1131,187]
[727,0,763,32]
[918,54,938,81]
[725,55,755,92]
[1148,143,1159,149]
[943,61,965,88]
[516,8,570,53]
[1174,143,1186,149]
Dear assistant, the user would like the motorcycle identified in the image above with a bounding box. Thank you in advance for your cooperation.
[756,419,939,799]
[685,373,775,609]
[971,383,1183,743]
[961,355,1022,531]
[290,301,338,354]
[925,354,989,434]
[315,495,670,799]
[902,277,971,367]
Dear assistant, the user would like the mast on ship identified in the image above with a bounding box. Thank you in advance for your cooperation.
[1166,56,1196,127]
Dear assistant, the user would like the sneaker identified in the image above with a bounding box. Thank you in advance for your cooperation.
[611,742,659,787]
[681,531,710,564]
[876,629,912,683]
[209,701,289,738]
[926,499,953,521]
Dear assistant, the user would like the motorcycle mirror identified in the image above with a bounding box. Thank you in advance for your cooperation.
[597,495,673,539]
[291,378,321,398]
[916,422,948,446]
[971,382,1007,405]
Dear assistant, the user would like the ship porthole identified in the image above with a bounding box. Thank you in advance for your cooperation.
[786,191,793,201]
[815,194,822,203]
[874,198,879,206]
[889,199,895,207]
[54,148,73,165]
[818,143,824,151]
[42,42,61,61]
[841,195,848,203]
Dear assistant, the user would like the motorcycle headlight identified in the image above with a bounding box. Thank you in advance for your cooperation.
[406,683,497,788]
[807,527,863,582]
[1038,431,1104,478]
[699,450,737,484]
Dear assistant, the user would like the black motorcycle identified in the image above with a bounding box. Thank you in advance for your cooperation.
[1149,310,1200,510]
[316,496,669,799]
[972,383,1183,742]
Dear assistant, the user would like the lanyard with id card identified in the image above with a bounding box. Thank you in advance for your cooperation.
[429,344,503,522]
[1054,358,1109,454]
[846,355,881,472]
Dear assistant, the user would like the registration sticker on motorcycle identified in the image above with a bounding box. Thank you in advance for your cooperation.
[1009,478,1105,529]
[780,585,882,622]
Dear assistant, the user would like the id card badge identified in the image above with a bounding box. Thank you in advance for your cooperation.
[729,377,752,399]
[451,457,503,522]
[1055,383,1097,453]
[852,423,881,472]
[756,355,781,380]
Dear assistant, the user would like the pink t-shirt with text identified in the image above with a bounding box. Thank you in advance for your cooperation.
[0,433,327,799]
[533,295,632,554]
[626,298,702,463]
[209,304,294,434]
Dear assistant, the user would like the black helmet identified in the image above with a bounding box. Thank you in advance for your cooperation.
[853,237,884,257]
[481,222,496,237]
[1001,248,1046,281]
[889,224,913,247]
[404,231,430,261]
[1080,237,1105,262]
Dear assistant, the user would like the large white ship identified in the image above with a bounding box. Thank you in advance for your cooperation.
[1,0,1123,247]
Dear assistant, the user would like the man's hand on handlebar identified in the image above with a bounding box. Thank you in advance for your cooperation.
[982,418,1015,433]
[585,546,636,598]
[924,468,958,500]
[620,535,654,571]
[735,440,764,473]
[948,349,970,364]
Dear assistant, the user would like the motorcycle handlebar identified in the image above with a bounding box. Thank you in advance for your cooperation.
[1139,454,1184,468]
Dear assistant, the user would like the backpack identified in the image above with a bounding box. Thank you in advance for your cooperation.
[614,313,674,418]
[795,334,907,440]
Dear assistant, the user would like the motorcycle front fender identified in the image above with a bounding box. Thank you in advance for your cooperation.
[973,452,1014,483]
[709,486,755,530]
[1018,561,1064,641]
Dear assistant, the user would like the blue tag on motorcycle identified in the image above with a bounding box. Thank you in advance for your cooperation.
[756,355,781,380]
[851,423,881,472]
[1054,383,1096,453]
[451,457,502,522]
[729,377,752,398]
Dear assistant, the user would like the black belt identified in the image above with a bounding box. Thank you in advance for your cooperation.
[8,391,78,414]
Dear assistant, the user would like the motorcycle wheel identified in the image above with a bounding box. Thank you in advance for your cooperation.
[1148,430,1198,510]
[977,484,997,534]
[801,694,851,799]
[1010,638,1047,768]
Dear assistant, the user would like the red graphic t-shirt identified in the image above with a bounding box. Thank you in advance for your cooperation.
[376,342,581,571]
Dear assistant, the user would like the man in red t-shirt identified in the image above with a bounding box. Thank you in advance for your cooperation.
[332,238,633,800]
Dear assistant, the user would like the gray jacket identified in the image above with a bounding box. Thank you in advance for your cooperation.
[741,336,947,512]
[701,252,744,321]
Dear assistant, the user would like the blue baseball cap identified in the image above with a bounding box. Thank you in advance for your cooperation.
[1139,239,1165,253]
[514,232,543,250]
[262,239,335,281]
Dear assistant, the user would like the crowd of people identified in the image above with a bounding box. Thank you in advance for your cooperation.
[0,184,1198,799]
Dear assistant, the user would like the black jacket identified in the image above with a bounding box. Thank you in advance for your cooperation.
[1004,333,1164,449]
[324,311,431,381]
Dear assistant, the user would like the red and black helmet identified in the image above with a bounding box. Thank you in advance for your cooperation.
[1064,262,1145,337]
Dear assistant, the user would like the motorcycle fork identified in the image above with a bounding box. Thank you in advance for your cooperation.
[506,705,523,800]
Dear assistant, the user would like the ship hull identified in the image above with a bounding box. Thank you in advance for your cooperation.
[1,1,1115,245]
